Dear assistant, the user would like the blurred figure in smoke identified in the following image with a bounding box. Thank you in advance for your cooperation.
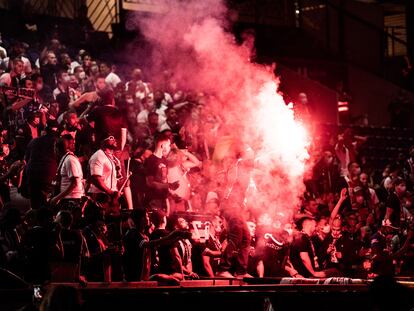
[246,220,264,277]
[216,207,251,278]
[312,150,341,196]
[294,92,312,124]
[223,145,256,210]
[166,144,201,213]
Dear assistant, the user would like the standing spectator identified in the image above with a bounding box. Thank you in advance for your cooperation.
[50,135,84,211]
[216,207,251,278]
[384,177,407,229]
[99,62,121,89]
[53,70,73,112]
[24,120,59,209]
[88,135,120,209]
[144,134,179,212]
[40,51,59,89]
[312,150,341,195]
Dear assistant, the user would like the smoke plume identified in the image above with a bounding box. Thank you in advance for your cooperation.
[129,0,310,223]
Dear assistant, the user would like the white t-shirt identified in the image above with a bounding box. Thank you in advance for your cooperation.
[88,149,118,193]
[0,46,7,59]
[137,109,149,124]
[105,72,122,89]
[59,153,84,199]
[369,187,380,206]
[335,143,350,177]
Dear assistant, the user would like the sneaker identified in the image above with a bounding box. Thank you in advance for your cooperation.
[216,271,234,278]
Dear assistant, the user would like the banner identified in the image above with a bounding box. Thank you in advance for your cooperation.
[122,0,168,13]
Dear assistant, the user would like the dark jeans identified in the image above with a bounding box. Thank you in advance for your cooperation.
[218,217,251,275]
[0,182,10,204]
[57,198,82,211]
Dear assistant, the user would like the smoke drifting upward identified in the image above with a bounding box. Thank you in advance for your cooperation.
[130,0,310,222]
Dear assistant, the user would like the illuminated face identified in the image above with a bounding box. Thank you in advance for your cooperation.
[355,193,364,205]
[25,79,34,89]
[13,61,24,75]
[68,113,78,127]
[161,140,171,157]
[246,221,256,238]
[177,217,189,230]
[323,151,333,165]
[32,117,40,126]
[303,219,316,234]
[95,77,107,91]
[350,163,361,176]
[331,219,342,239]
[60,72,70,84]
[212,216,223,234]
[317,218,330,235]
[298,93,308,104]
[99,63,110,75]
[360,173,368,186]
[2,144,9,157]
[47,53,58,65]
[396,183,406,196]
[62,54,71,65]
[83,55,92,67]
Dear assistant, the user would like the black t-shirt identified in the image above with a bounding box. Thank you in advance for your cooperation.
[122,228,150,281]
[260,233,290,277]
[320,234,357,272]
[88,105,126,144]
[22,226,56,283]
[25,133,57,183]
[386,192,401,227]
[60,229,83,263]
[150,228,180,274]
[144,154,168,201]
[290,233,316,278]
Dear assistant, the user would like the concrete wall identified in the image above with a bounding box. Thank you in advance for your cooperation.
[347,64,414,126]
[278,64,339,124]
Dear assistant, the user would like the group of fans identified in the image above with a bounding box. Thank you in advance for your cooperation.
[0,28,414,286]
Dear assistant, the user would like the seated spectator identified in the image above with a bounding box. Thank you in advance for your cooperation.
[122,209,187,282]
[168,214,199,279]
[50,210,89,282]
[21,208,63,284]
[290,216,326,278]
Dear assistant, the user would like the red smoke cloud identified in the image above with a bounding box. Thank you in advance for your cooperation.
[130,0,310,223]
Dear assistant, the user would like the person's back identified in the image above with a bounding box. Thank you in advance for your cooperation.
[150,228,174,274]
[290,232,314,278]
[25,133,57,182]
[50,227,85,282]
[123,227,148,281]
[22,224,55,283]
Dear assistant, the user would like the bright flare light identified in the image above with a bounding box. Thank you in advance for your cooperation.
[254,81,310,178]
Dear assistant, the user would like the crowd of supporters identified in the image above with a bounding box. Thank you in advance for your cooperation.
[0,22,414,289]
